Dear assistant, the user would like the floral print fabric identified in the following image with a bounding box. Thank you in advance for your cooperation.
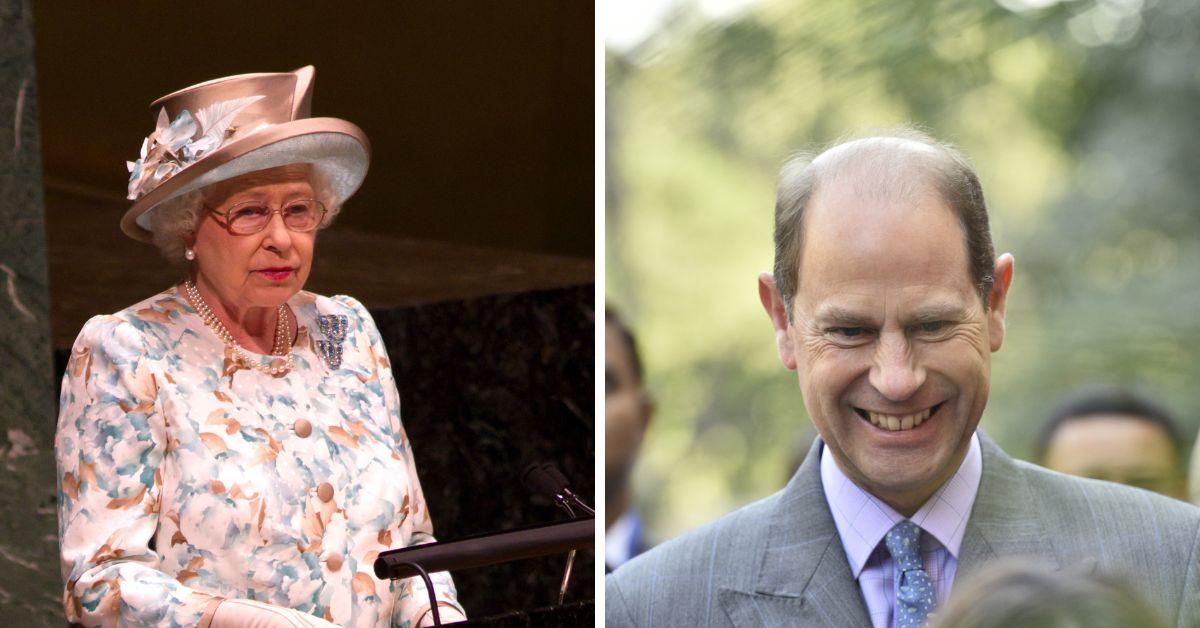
[56,286,463,627]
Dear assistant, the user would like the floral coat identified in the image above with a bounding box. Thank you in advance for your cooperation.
[55,286,463,627]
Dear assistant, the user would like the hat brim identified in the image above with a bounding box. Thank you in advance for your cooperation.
[121,117,370,242]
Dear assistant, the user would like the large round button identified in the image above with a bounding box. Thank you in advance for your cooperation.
[325,552,343,572]
[294,418,312,438]
[318,482,334,502]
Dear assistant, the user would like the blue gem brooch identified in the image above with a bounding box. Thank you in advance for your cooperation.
[316,314,349,370]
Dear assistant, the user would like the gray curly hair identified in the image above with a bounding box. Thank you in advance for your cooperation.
[149,163,340,265]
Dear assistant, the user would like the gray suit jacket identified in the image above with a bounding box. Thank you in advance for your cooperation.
[606,432,1200,627]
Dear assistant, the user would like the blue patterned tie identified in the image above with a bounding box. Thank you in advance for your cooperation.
[884,520,937,628]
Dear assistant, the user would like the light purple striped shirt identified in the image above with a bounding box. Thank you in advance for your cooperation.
[820,433,982,628]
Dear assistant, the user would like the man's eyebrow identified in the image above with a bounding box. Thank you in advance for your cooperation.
[813,306,876,327]
[911,302,970,322]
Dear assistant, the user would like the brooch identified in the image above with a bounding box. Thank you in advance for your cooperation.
[316,314,349,370]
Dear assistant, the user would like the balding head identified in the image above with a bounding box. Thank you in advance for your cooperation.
[772,129,995,318]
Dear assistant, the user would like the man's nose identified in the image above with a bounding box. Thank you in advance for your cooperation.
[869,333,925,401]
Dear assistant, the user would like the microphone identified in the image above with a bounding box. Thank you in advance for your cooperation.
[541,462,594,516]
[520,461,593,604]
[521,463,567,505]
[521,462,594,517]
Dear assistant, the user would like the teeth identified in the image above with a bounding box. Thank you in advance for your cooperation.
[866,406,935,431]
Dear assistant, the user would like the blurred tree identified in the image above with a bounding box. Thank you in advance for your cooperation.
[608,0,1200,539]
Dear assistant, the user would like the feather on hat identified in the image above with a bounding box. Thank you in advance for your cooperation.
[121,65,370,242]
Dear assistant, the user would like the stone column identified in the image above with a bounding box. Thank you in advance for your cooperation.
[0,0,60,623]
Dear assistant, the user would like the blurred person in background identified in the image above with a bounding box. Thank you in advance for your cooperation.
[605,307,655,572]
[1192,432,1200,505]
[783,429,817,483]
[1039,386,1187,500]
[606,130,1200,627]
[929,559,1168,628]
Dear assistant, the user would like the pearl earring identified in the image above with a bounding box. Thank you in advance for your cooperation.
[185,248,196,261]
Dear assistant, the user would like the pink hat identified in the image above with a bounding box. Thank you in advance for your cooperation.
[121,65,370,242]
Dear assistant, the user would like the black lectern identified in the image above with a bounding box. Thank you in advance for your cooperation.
[374,518,594,626]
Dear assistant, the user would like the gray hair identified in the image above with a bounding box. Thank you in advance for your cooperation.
[148,164,340,265]
[772,128,995,319]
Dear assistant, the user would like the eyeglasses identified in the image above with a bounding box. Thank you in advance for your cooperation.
[207,198,327,235]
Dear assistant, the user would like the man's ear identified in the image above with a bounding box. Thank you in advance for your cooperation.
[758,272,798,370]
[987,253,1015,352]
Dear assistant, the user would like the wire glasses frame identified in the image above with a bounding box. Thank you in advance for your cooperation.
[206,198,327,235]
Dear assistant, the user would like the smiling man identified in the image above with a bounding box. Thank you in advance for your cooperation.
[605,131,1200,627]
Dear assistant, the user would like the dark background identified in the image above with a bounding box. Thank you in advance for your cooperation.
[33,1,593,259]
[375,286,595,618]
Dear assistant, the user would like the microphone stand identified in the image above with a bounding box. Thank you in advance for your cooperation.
[554,499,578,605]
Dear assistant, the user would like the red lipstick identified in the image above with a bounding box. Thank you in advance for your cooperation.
[255,267,294,281]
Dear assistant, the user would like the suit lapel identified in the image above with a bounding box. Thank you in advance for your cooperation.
[718,439,872,627]
[717,432,1072,625]
[956,432,1061,585]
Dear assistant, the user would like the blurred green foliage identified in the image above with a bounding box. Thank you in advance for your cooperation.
[607,0,1200,539]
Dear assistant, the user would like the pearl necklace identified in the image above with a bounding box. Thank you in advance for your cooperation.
[183,281,294,375]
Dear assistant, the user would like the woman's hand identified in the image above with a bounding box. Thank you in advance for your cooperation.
[416,604,468,627]
[209,598,342,627]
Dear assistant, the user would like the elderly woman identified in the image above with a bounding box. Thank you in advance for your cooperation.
[55,67,466,627]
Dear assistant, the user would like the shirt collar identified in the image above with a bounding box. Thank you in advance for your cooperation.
[605,509,642,569]
[819,431,982,578]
